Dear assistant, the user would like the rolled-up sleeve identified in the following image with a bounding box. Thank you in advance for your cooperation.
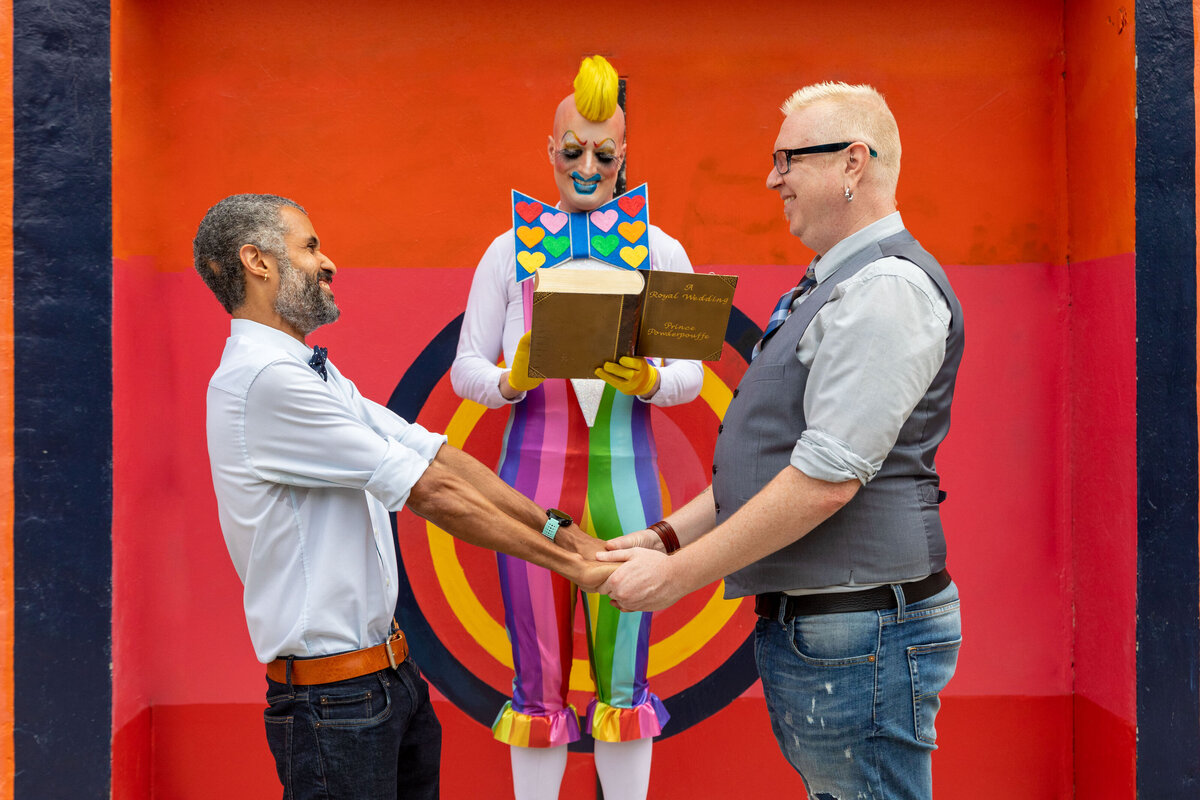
[791,259,950,485]
[243,360,445,510]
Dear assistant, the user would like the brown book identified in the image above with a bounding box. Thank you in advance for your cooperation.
[528,268,738,379]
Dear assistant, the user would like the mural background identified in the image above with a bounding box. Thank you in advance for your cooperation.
[7,0,1188,797]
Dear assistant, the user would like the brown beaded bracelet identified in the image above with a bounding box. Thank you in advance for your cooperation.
[649,520,680,554]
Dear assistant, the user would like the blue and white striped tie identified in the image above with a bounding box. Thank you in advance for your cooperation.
[751,267,817,361]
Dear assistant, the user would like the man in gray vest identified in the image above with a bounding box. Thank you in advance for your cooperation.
[599,82,964,800]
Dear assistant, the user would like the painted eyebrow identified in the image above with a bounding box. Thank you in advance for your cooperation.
[593,138,618,152]
[559,131,587,146]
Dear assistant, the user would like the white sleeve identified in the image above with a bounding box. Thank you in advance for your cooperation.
[450,234,524,409]
[243,359,445,511]
[327,362,446,461]
[644,231,705,407]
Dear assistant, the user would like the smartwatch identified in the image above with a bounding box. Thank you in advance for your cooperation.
[541,508,573,541]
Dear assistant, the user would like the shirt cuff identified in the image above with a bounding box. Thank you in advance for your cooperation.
[396,423,448,462]
[640,359,704,407]
[481,365,525,407]
[790,429,878,485]
[365,435,446,511]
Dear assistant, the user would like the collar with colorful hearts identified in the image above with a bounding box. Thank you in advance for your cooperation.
[511,183,651,283]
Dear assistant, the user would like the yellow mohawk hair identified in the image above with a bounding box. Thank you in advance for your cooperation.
[573,55,619,122]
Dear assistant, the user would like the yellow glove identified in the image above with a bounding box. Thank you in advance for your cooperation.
[506,331,544,393]
[595,356,658,396]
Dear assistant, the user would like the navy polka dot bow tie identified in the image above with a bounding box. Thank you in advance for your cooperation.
[308,345,328,381]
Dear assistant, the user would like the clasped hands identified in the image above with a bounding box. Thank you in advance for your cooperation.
[553,522,680,611]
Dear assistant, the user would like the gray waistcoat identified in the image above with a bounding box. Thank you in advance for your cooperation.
[715,229,964,597]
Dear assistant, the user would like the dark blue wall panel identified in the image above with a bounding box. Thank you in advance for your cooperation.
[1135,0,1200,795]
[12,0,112,796]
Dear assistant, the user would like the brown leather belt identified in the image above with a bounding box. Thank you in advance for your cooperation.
[266,628,409,686]
[755,569,952,620]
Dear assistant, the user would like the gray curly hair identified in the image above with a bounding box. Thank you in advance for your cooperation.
[193,193,306,313]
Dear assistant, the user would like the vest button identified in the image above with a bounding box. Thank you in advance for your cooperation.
[714,502,720,513]
[732,388,739,397]
[718,423,724,433]
[712,464,718,474]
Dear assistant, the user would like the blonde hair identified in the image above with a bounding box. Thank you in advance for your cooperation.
[573,55,619,122]
[781,82,901,192]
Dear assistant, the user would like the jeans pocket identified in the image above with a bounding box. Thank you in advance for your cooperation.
[263,693,294,796]
[789,611,880,666]
[907,638,961,744]
[314,673,392,730]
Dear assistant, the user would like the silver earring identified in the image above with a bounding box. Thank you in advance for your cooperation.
[844,187,854,202]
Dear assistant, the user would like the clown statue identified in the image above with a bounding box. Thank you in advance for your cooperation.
[450,55,703,800]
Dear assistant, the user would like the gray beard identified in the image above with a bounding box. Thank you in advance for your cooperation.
[275,254,339,335]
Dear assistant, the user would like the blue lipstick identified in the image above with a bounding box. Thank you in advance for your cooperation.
[571,171,601,195]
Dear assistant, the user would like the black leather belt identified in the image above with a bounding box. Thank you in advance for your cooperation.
[754,569,952,620]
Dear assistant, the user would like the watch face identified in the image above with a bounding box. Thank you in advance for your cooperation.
[547,508,572,526]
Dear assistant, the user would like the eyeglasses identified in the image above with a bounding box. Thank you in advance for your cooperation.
[772,142,878,175]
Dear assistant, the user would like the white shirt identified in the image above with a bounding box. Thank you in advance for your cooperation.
[206,319,447,662]
[451,225,705,410]
[790,212,953,486]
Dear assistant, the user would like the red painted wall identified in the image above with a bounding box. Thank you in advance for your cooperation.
[1065,2,1137,797]
[109,1,1134,797]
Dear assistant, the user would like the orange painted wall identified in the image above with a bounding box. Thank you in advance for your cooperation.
[108,1,1128,798]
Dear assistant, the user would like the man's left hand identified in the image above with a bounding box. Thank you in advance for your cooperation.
[597,547,681,611]
[554,523,607,561]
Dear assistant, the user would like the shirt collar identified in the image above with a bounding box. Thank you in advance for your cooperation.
[229,318,315,364]
[812,212,905,283]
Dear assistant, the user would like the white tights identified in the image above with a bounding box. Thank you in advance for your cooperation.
[510,738,653,800]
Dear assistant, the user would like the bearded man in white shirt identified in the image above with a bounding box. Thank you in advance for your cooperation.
[195,193,614,800]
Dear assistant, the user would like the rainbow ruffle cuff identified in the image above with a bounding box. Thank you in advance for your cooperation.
[492,702,581,748]
[585,695,670,742]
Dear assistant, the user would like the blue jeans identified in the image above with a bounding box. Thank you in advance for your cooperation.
[754,582,961,800]
[264,658,441,799]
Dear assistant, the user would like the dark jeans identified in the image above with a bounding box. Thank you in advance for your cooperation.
[264,658,442,799]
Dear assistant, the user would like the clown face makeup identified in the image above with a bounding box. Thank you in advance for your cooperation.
[547,103,626,213]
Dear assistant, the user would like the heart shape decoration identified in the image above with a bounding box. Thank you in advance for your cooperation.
[618,195,646,217]
[515,200,543,223]
[590,209,618,232]
[591,234,619,257]
[543,235,570,258]
[517,226,545,248]
[540,211,568,234]
[619,244,648,268]
[618,220,646,243]
[517,250,546,272]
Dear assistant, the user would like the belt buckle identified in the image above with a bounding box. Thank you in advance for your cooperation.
[386,630,404,670]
